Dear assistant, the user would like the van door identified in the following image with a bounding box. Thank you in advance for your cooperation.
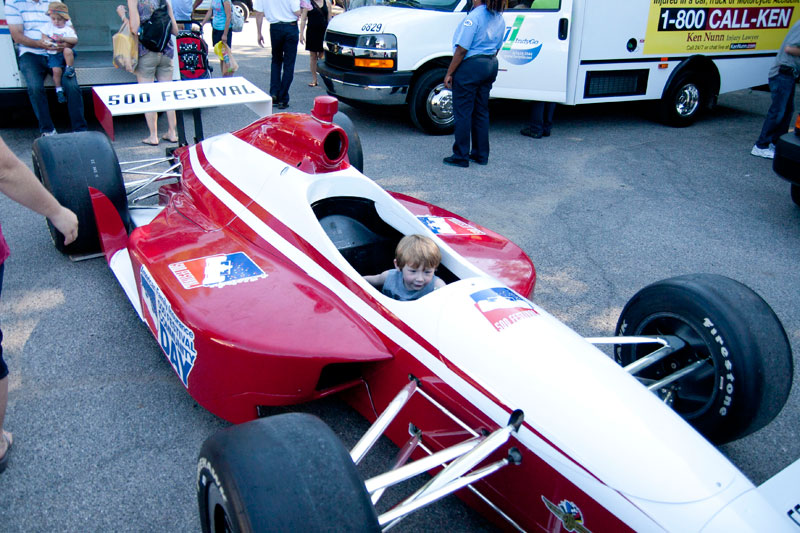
[493,0,574,103]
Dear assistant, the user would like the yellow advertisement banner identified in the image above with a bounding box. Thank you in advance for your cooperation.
[644,0,800,55]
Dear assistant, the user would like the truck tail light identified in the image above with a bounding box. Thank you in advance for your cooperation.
[354,58,394,69]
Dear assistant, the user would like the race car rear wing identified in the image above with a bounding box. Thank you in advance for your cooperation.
[92,77,272,144]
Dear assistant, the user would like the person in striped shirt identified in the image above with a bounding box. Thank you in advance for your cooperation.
[6,0,87,136]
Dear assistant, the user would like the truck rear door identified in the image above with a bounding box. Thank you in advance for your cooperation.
[493,0,574,103]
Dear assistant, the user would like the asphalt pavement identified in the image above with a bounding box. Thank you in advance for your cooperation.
[0,17,798,533]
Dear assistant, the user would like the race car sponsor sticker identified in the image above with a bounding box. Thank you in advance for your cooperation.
[542,496,592,533]
[168,252,267,290]
[417,216,485,236]
[140,266,197,388]
[471,287,537,332]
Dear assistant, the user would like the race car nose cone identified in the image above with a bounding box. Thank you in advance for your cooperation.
[312,96,339,123]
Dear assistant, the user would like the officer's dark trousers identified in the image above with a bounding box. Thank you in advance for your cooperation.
[451,55,498,162]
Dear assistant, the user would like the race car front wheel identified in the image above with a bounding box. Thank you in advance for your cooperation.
[615,274,792,445]
[32,131,131,255]
[197,413,380,533]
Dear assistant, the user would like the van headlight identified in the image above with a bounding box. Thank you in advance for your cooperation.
[356,34,397,50]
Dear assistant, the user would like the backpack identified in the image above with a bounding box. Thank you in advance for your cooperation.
[230,3,244,32]
[176,29,211,80]
[138,0,172,52]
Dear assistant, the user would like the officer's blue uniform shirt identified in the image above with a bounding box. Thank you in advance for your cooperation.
[452,5,506,59]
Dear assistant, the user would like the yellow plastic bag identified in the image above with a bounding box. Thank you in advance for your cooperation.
[112,23,138,73]
[213,41,238,75]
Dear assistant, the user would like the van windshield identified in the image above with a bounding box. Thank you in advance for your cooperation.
[347,0,461,12]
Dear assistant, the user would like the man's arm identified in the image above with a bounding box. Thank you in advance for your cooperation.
[254,11,265,47]
[0,138,78,245]
[785,44,800,57]
[8,24,51,50]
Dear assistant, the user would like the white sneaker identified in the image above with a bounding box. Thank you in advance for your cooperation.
[751,145,775,159]
[39,129,57,138]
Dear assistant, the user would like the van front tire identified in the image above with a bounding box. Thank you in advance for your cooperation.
[409,68,454,135]
[659,71,705,127]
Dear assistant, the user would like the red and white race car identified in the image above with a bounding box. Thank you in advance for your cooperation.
[33,91,797,532]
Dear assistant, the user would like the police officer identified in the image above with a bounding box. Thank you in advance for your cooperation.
[443,0,506,168]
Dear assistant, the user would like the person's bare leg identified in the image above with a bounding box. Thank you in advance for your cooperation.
[52,67,63,89]
[137,73,159,144]
[156,70,178,142]
[0,376,10,458]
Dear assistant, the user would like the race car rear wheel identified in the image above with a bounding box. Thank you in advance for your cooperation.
[197,413,380,533]
[615,274,792,445]
[409,67,454,135]
[32,131,130,255]
[333,111,364,173]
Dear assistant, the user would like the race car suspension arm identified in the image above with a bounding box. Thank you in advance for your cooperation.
[379,412,523,530]
[353,377,524,531]
[586,335,686,376]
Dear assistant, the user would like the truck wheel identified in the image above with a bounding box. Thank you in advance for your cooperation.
[197,413,380,533]
[334,110,364,173]
[659,71,705,127]
[615,274,792,445]
[791,184,800,207]
[32,131,131,255]
[409,68,454,135]
[233,1,249,21]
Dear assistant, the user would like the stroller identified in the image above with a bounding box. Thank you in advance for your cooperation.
[176,29,212,80]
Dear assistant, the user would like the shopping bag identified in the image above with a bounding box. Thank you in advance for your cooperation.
[112,22,138,73]
[213,41,238,75]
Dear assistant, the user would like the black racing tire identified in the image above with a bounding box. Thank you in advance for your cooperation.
[233,1,249,22]
[791,184,800,207]
[658,70,705,127]
[197,413,380,533]
[409,68,454,135]
[333,110,364,173]
[32,131,131,255]
[615,274,793,445]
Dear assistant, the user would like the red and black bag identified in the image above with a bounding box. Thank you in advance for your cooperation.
[176,29,212,80]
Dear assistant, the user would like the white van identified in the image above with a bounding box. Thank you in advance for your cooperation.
[318,0,795,133]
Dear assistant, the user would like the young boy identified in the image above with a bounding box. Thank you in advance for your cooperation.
[41,2,78,104]
[365,234,446,301]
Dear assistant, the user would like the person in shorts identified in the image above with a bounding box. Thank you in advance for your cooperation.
[40,2,77,104]
[117,0,180,145]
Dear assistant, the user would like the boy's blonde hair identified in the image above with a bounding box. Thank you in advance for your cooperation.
[48,1,70,20]
[394,234,441,270]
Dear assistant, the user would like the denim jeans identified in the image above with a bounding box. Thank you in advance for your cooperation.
[756,71,796,148]
[18,52,87,134]
[269,23,299,105]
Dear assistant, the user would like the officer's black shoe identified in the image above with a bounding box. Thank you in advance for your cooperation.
[443,155,469,168]
[520,127,543,139]
[469,154,488,165]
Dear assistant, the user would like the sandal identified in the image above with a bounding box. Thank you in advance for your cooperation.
[142,138,159,146]
[308,82,318,87]
[161,134,178,143]
[0,430,12,474]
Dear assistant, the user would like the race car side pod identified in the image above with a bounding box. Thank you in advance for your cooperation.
[352,375,524,530]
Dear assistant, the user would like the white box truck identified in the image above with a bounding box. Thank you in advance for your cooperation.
[318,0,798,134]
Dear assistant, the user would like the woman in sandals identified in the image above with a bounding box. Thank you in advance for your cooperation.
[299,0,331,87]
[117,0,180,145]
